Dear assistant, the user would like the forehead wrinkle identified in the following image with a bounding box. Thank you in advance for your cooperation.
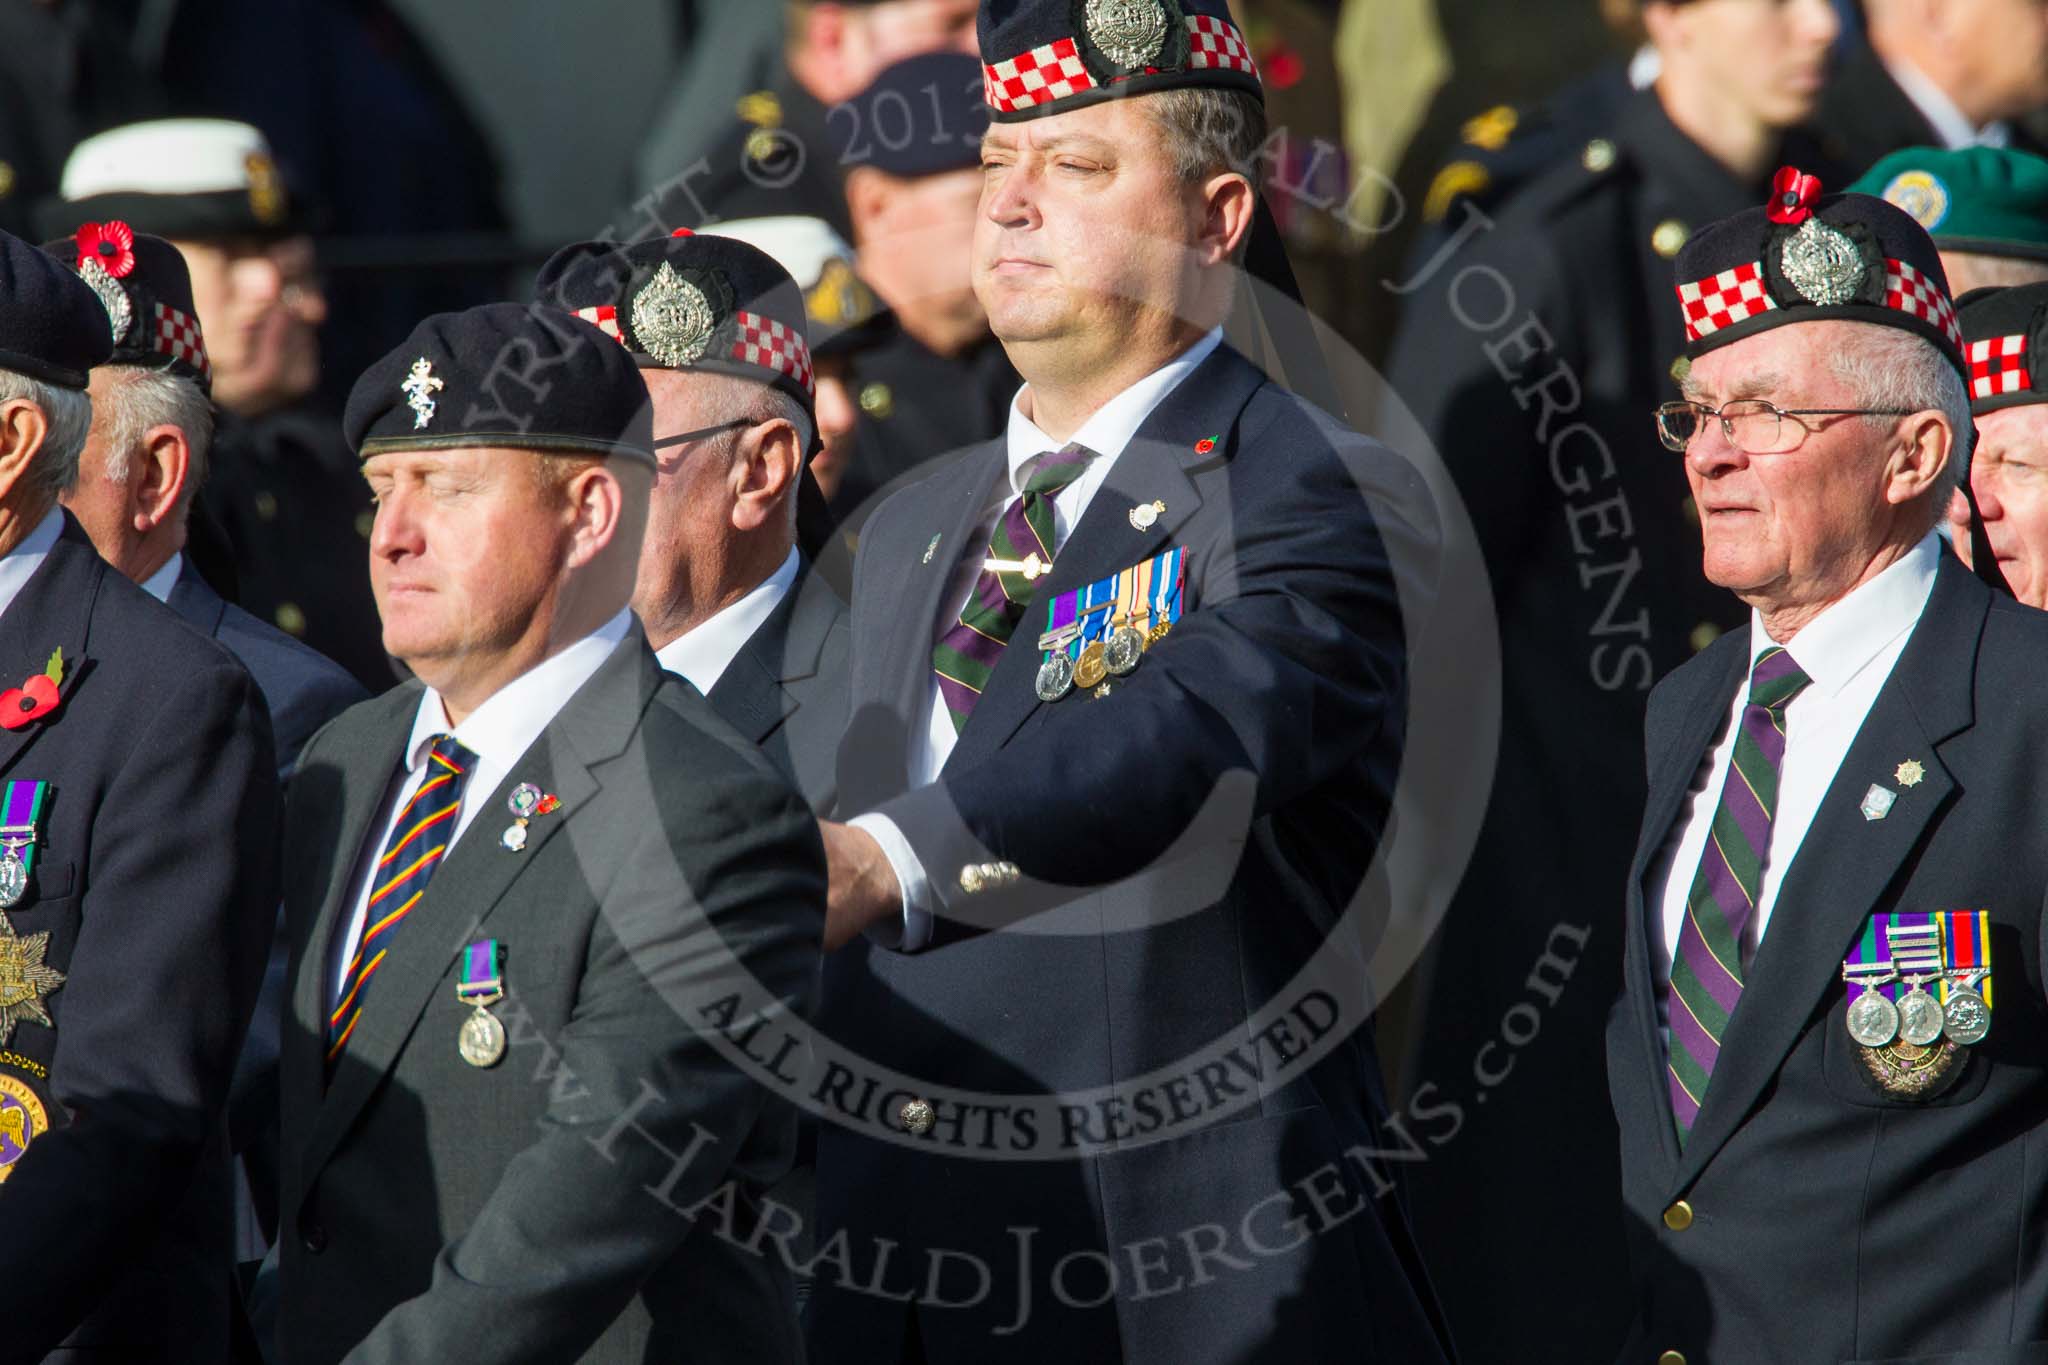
[1688,367,1786,403]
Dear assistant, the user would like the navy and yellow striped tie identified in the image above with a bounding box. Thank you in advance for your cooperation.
[328,734,476,1070]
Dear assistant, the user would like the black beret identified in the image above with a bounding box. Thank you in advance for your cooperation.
[345,302,654,464]
[0,227,115,390]
[1673,166,1965,377]
[981,0,1262,122]
[1957,283,2048,415]
[43,222,212,393]
[533,230,816,420]
[841,53,988,178]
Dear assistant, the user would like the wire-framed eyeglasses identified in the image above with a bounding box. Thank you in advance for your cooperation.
[1653,398,1918,455]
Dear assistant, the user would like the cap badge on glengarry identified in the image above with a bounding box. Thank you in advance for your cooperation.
[1085,0,1170,69]
[401,357,444,430]
[1781,217,1866,306]
[631,263,716,367]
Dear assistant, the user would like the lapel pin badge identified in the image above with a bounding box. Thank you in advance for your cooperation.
[1860,784,1896,822]
[500,782,561,852]
[922,533,941,565]
[1128,500,1165,532]
[1894,759,1925,788]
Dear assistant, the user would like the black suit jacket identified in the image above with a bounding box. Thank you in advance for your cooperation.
[277,628,824,1365]
[1609,552,2048,1362]
[814,343,1453,1364]
[702,557,850,815]
[1819,39,2048,180]
[167,554,368,780]
[0,516,280,1361]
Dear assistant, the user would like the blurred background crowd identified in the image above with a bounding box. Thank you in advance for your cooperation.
[8,2,2048,1360]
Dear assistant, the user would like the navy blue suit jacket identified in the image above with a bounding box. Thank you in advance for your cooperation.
[0,516,279,1361]
[814,344,1454,1364]
[1611,551,2048,1362]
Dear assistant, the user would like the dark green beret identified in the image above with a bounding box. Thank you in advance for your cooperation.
[1848,146,2048,264]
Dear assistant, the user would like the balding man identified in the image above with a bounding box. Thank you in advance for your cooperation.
[1615,174,2048,1358]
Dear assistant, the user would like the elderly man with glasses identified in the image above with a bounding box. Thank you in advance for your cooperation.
[1610,170,2048,1363]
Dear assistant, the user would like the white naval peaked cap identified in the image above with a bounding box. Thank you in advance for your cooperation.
[61,119,275,200]
[701,215,856,293]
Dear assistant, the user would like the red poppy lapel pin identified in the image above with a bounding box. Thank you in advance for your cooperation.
[0,650,64,731]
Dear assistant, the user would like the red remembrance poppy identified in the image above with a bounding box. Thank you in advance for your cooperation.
[75,220,137,279]
[1765,166,1822,226]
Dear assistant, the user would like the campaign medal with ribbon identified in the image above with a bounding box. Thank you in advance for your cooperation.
[0,781,49,910]
[500,782,560,853]
[1938,909,1993,1046]
[1105,555,1154,678]
[1845,912,1969,1098]
[1145,546,1186,646]
[1035,590,1082,703]
[455,939,508,1068]
[1072,588,1116,693]
[1033,549,1189,703]
[1840,917,1899,1047]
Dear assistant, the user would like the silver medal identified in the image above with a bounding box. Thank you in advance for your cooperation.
[1035,653,1075,703]
[1104,624,1146,676]
[0,851,25,910]
[458,1007,507,1068]
[1846,987,1900,1048]
[1897,981,1945,1047]
[1943,988,1991,1046]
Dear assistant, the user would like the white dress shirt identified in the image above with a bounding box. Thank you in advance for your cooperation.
[138,553,182,603]
[0,507,63,623]
[653,546,799,693]
[851,327,1225,949]
[327,607,632,1005]
[1886,57,2012,149]
[1649,533,1940,1027]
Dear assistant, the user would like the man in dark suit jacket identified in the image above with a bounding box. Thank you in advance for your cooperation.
[0,230,281,1360]
[535,230,848,815]
[1610,178,2048,1359]
[275,302,824,1364]
[807,4,1452,1361]
[47,222,366,1251]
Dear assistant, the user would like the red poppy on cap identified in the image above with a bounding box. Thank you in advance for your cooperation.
[1766,166,1822,226]
[74,220,137,279]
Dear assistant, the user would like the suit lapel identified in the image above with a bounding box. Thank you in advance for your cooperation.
[943,346,1263,771]
[302,632,662,1180]
[0,519,107,780]
[1623,633,1749,1175]
[1671,556,1984,1188]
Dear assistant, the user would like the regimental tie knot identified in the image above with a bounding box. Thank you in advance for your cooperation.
[1747,645,1812,713]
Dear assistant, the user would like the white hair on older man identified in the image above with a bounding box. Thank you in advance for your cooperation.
[0,366,94,506]
[1828,325,1973,515]
[98,367,214,510]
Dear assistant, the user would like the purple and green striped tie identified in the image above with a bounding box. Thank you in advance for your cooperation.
[1667,644,1812,1145]
[932,443,1094,730]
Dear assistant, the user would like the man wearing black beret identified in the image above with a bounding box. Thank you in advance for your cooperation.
[1947,282,2048,607]
[273,302,824,1363]
[0,227,282,1362]
[536,230,849,815]
[1611,172,2048,1359]
[808,1,1453,1360]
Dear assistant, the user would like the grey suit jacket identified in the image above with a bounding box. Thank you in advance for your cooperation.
[702,557,849,815]
[276,628,824,1365]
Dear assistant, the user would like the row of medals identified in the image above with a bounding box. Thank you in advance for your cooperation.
[1844,969,1990,1050]
[1036,614,1170,702]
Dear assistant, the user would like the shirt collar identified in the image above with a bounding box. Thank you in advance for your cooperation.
[1750,531,1941,699]
[405,607,634,773]
[138,553,181,604]
[1885,56,2011,149]
[1002,327,1224,493]
[653,546,800,694]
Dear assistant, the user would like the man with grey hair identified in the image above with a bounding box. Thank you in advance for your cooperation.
[1612,177,2048,1359]
[0,227,281,1362]
[536,230,849,815]
[48,222,362,1264]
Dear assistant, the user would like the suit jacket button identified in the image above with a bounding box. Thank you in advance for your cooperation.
[1662,1199,1693,1231]
[1658,1352,1687,1365]
[301,1221,328,1254]
[899,1098,935,1135]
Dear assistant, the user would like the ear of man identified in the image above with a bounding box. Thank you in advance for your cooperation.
[730,418,802,532]
[131,424,192,534]
[0,399,49,506]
